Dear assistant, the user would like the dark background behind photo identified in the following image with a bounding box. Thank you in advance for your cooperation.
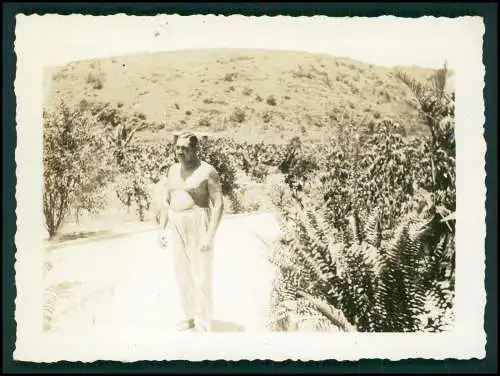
[3,2,497,373]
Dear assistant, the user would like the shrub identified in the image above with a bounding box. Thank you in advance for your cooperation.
[114,173,152,221]
[198,138,240,196]
[224,72,237,82]
[292,65,314,79]
[134,112,147,121]
[262,111,272,123]
[267,95,277,106]
[227,188,262,214]
[53,70,69,82]
[93,79,103,90]
[243,87,253,96]
[230,108,246,123]
[198,118,211,127]
[114,142,175,221]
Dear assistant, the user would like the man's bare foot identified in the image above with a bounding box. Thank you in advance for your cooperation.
[176,318,195,331]
[194,323,211,332]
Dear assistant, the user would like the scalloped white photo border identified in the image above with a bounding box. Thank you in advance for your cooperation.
[13,14,486,362]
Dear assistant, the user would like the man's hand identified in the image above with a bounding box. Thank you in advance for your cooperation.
[158,230,168,249]
[200,232,213,252]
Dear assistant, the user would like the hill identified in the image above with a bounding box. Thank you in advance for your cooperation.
[43,49,447,144]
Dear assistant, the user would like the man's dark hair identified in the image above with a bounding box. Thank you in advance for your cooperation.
[177,132,199,149]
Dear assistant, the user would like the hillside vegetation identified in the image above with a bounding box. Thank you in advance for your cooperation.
[43,49,448,143]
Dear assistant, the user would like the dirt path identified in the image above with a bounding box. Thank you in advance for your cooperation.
[42,211,282,342]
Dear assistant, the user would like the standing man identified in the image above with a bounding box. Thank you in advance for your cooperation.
[158,132,224,332]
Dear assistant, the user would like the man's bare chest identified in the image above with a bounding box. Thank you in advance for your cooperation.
[168,163,209,194]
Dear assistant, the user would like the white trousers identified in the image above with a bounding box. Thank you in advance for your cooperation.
[168,207,213,331]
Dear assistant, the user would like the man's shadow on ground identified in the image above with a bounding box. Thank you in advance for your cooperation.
[211,319,245,332]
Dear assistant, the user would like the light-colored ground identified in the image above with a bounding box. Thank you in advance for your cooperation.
[43,211,282,344]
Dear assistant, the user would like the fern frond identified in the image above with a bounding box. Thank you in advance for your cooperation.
[295,245,333,283]
[297,290,357,332]
[345,210,363,246]
[288,206,338,283]
[382,217,411,266]
[364,208,382,248]
[395,71,426,101]
[310,204,337,247]
[43,281,80,332]
[300,209,327,250]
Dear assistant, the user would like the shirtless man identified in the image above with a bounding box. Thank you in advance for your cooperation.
[158,132,224,332]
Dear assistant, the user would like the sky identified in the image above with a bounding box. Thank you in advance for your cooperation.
[17,14,483,70]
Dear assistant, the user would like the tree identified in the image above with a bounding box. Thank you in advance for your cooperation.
[43,101,115,238]
[396,63,455,216]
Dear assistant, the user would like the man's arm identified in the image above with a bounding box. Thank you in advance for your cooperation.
[206,166,224,242]
[159,169,172,230]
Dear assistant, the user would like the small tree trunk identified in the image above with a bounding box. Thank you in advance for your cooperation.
[48,228,56,239]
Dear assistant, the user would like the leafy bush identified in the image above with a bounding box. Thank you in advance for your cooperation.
[230,107,246,123]
[43,101,115,238]
[262,111,272,123]
[243,87,253,96]
[198,138,240,196]
[266,95,277,106]
[224,72,237,82]
[199,118,211,127]
[292,65,313,79]
[114,141,174,221]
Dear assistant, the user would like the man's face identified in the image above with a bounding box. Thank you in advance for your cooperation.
[175,137,196,164]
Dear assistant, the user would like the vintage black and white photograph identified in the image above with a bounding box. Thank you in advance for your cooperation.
[14,14,486,361]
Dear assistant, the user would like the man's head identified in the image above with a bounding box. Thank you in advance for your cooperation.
[175,132,199,165]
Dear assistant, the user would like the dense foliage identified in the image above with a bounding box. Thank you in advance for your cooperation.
[267,65,456,332]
